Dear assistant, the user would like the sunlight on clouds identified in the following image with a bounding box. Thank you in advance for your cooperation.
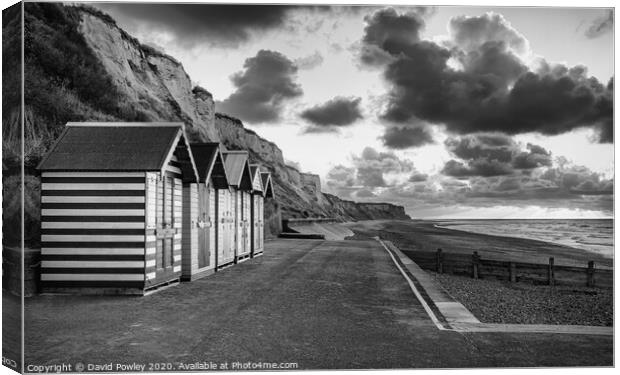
[515,130,614,178]
[412,205,612,220]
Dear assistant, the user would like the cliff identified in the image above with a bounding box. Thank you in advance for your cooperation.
[324,194,411,220]
[2,3,410,247]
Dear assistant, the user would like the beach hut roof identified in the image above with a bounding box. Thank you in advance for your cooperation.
[37,122,199,182]
[189,143,229,189]
[223,151,253,191]
[260,172,274,198]
[249,164,263,193]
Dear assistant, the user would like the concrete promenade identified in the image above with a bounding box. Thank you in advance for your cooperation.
[23,238,612,369]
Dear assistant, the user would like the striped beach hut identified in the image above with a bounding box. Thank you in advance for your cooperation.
[183,143,229,280]
[251,171,274,257]
[37,122,199,295]
[222,151,253,264]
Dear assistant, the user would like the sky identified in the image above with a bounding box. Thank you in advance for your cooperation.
[91,1,614,219]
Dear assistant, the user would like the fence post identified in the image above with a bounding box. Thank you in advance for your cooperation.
[436,248,443,274]
[547,257,555,286]
[586,261,595,287]
[472,251,480,279]
[509,262,516,283]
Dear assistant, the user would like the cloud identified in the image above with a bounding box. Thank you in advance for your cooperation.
[540,164,613,195]
[380,124,434,149]
[355,188,377,198]
[325,164,357,198]
[295,51,324,70]
[285,159,302,171]
[324,146,415,197]
[360,7,425,66]
[359,9,613,145]
[354,146,414,187]
[512,143,553,169]
[441,133,553,178]
[585,10,613,39]
[216,50,303,123]
[325,141,612,215]
[449,12,529,55]
[94,3,297,48]
[300,96,363,132]
[409,173,428,182]
[445,133,515,162]
[442,159,514,178]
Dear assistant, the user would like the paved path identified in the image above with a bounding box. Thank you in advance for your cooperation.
[24,239,612,369]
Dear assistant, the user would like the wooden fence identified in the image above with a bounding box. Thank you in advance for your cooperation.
[403,248,613,289]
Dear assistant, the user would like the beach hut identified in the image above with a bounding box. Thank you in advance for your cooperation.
[251,171,274,257]
[183,143,229,280]
[37,122,199,295]
[222,151,253,264]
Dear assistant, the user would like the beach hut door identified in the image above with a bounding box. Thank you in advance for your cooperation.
[155,176,176,277]
[197,185,210,268]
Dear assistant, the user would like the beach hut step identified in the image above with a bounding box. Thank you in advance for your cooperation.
[236,254,251,262]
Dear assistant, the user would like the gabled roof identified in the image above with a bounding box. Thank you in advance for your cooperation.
[260,172,274,198]
[189,143,229,189]
[249,164,263,194]
[37,122,199,182]
[222,151,253,191]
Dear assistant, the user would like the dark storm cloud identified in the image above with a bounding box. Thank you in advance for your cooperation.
[585,10,614,39]
[380,124,434,149]
[94,3,297,47]
[360,7,425,66]
[512,143,553,169]
[359,9,613,145]
[441,134,552,178]
[445,133,515,162]
[442,159,514,178]
[300,97,363,132]
[217,50,303,124]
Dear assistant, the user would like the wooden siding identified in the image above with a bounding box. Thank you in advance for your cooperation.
[181,183,200,279]
[208,185,216,268]
[251,194,264,256]
[235,190,242,258]
[258,197,264,253]
[144,158,183,288]
[240,191,252,257]
[40,171,148,291]
[217,188,235,266]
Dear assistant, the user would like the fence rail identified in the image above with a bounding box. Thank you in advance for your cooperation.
[402,248,613,288]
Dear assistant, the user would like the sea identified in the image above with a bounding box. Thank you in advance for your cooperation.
[434,219,614,259]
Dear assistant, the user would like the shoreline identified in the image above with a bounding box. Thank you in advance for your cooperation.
[346,220,613,268]
[432,223,613,261]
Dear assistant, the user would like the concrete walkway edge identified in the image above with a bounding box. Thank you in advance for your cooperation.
[375,238,613,336]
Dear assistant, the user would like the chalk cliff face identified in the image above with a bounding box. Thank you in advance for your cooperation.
[78,10,219,142]
[14,4,411,232]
